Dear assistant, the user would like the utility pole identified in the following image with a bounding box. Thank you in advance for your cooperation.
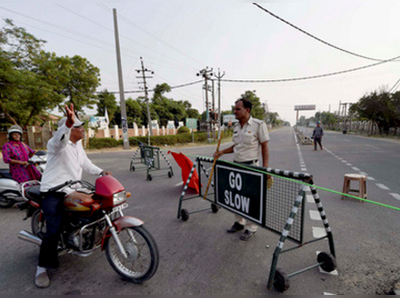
[214,69,225,127]
[136,57,154,145]
[113,8,129,150]
[197,67,213,143]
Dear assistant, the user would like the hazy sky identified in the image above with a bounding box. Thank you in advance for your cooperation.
[1,0,400,125]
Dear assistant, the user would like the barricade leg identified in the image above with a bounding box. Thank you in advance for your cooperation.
[267,185,306,291]
[309,184,336,257]
[177,159,198,219]
[160,150,174,177]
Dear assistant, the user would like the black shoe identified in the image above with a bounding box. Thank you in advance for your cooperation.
[240,229,256,241]
[227,222,245,233]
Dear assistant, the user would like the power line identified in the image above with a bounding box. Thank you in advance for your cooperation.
[95,79,203,94]
[253,3,397,62]
[98,3,203,70]
[389,77,400,93]
[221,54,400,83]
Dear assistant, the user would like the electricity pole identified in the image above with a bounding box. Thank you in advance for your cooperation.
[113,8,129,150]
[136,57,154,145]
[197,67,213,143]
[214,69,225,127]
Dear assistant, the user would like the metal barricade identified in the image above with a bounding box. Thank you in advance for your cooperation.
[130,141,174,181]
[177,157,336,292]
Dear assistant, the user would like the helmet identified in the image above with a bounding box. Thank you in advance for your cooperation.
[316,121,321,124]
[7,125,23,139]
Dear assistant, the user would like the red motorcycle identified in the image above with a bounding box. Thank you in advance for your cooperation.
[18,175,159,283]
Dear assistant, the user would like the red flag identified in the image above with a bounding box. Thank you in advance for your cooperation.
[168,151,200,193]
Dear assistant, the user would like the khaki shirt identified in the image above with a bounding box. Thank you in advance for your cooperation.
[232,116,270,162]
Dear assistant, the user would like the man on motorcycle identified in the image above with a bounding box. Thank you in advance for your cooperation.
[35,103,111,288]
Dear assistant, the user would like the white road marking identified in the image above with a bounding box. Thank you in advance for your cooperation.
[390,193,400,201]
[367,176,375,181]
[376,183,390,190]
[309,210,321,220]
[307,194,314,203]
[351,167,360,171]
[312,227,327,238]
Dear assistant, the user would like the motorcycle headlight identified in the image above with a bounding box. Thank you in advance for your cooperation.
[113,191,126,206]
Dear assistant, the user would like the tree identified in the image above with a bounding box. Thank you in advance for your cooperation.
[237,90,264,120]
[96,89,118,126]
[0,19,101,129]
[37,53,101,114]
[0,19,61,128]
[350,90,395,134]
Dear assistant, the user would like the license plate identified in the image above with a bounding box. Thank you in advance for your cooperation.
[112,203,128,212]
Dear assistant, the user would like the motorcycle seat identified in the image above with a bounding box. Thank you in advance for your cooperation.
[0,169,14,180]
[26,185,42,203]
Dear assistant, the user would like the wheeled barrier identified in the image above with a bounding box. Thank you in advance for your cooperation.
[129,140,174,181]
[177,156,336,292]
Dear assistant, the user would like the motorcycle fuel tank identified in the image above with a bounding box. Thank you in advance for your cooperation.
[63,195,96,212]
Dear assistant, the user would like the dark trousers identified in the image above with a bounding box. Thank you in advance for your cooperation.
[38,192,65,269]
[314,137,322,149]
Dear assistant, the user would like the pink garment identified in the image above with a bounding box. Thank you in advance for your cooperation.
[2,141,42,183]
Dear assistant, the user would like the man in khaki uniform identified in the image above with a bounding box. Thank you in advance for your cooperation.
[214,98,270,241]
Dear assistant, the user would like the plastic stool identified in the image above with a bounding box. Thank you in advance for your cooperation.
[341,173,367,202]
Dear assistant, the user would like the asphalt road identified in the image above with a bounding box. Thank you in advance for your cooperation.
[0,127,399,295]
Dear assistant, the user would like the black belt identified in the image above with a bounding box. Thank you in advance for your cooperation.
[234,160,258,164]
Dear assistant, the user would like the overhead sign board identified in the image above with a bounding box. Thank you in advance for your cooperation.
[294,105,316,111]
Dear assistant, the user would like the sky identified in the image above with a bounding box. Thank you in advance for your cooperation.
[1,0,400,126]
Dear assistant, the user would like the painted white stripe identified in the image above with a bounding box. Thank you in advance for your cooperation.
[367,176,375,181]
[341,160,347,163]
[175,181,184,186]
[352,167,360,171]
[287,218,294,225]
[346,163,352,166]
[390,193,400,200]
[324,292,336,295]
[376,183,390,190]
[359,172,368,176]
[307,194,314,203]
[301,168,307,171]
[312,227,327,238]
[309,210,321,220]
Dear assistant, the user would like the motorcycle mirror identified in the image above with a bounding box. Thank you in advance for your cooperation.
[35,150,47,156]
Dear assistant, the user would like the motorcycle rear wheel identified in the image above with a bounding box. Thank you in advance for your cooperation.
[31,209,46,239]
[105,225,159,283]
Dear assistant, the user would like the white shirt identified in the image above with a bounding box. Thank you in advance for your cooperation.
[40,124,103,194]
[232,116,270,162]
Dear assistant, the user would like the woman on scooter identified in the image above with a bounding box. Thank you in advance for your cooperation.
[2,125,42,183]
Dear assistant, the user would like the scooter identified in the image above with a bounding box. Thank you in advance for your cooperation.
[0,150,47,208]
[18,174,159,283]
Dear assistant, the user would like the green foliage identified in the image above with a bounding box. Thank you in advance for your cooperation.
[238,90,264,120]
[88,137,122,149]
[177,126,190,133]
[96,89,118,126]
[350,90,397,134]
[0,19,101,128]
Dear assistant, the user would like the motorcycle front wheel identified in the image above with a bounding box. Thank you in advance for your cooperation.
[105,225,159,283]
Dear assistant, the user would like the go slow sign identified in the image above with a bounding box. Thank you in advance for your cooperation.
[215,162,265,225]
